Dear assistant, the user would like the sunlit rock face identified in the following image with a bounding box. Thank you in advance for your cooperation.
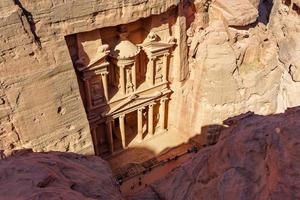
[0,150,123,199]
[169,0,300,137]
[0,0,180,155]
[1,0,300,162]
[0,0,300,199]
[130,107,300,200]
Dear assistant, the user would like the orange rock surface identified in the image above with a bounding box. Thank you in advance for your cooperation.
[0,150,123,199]
[130,107,300,200]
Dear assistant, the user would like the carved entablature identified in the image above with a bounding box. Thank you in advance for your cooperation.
[103,88,172,118]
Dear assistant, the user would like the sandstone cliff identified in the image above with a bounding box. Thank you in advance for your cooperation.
[169,0,300,137]
[0,150,123,199]
[1,0,300,166]
[130,107,300,200]
[0,0,180,155]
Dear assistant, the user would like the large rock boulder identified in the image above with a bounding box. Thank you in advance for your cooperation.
[210,0,259,26]
[133,107,300,200]
[0,150,123,199]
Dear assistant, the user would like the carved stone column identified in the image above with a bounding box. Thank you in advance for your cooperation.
[132,63,137,91]
[162,53,169,82]
[105,120,114,153]
[100,71,109,101]
[159,98,168,131]
[148,58,156,86]
[148,103,155,136]
[119,114,126,148]
[83,78,92,110]
[120,65,126,95]
[137,107,145,142]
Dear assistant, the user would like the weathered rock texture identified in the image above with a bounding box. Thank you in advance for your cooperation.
[169,0,300,137]
[130,107,300,200]
[0,150,123,199]
[1,0,300,158]
[0,0,180,154]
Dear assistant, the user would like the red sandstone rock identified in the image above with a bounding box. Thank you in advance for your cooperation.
[130,107,300,200]
[0,150,123,200]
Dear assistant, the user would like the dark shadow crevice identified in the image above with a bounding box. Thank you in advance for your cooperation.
[13,0,42,49]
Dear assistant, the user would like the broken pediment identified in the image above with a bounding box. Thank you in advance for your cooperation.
[75,44,110,73]
[140,34,176,58]
[104,89,170,117]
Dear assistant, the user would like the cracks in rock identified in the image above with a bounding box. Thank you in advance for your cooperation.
[288,64,299,82]
[13,0,42,49]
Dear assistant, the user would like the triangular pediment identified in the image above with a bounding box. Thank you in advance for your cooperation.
[87,52,108,68]
[76,53,109,72]
[105,91,164,116]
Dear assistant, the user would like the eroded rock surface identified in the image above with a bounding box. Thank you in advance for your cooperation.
[1,0,300,170]
[0,150,123,199]
[0,0,180,154]
[169,0,300,136]
[131,107,300,200]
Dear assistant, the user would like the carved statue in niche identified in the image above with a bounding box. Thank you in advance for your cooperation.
[126,68,134,94]
[155,57,164,84]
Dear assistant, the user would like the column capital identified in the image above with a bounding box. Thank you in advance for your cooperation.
[160,97,169,103]
[149,102,156,108]
[163,52,170,57]
[138,107,146,112]
[119,64,126,69]
[100,71,109,76]
[119,114,125,119]
[150,56,157,61]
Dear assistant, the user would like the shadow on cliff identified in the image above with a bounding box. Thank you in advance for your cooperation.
[14,0,42,49]
[1,106,300,199]
[115,106,300,178]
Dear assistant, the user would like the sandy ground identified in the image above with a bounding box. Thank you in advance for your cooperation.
[107,127,191,171]
[120,143,196,195]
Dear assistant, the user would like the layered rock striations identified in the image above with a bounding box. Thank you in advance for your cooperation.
[131,107,300,200]
[0,0,180,155]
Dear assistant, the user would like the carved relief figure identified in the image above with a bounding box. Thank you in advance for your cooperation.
[155,58,164,84]
[126,68,134,93]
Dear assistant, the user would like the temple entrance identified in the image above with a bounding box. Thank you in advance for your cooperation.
[112,109,150,152]
[65,8,177,158]
[124,111,139,146]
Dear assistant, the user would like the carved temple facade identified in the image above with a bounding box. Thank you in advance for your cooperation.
[66,8,179,156]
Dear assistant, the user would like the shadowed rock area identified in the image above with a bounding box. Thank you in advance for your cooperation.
[128,107,300,200]
[0,150,123,199]
[1,107,299,200]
